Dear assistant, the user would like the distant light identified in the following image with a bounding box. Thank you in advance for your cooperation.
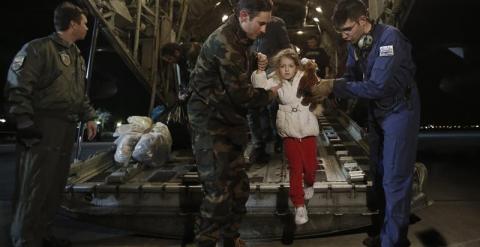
[0,118,5,123]
[222,14,229,23]
[297,30,304,35]
[316,6,323,13]
[313,17,320,23]
[96,121,101,125]
[116,122,122,127]
[215,1,221,7]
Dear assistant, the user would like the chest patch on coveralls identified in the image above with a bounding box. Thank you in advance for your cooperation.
[379,45,394,57]
[11,55,25,71]
[60,52,71,66]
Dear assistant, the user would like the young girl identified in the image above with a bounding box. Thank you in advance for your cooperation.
[252,48,320,225]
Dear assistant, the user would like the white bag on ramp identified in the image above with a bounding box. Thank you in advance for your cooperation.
[114,133,142,164]
[132,122,172,167]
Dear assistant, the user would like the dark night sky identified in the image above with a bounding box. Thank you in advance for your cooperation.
[1,0,480,129]
[403,0,480,126]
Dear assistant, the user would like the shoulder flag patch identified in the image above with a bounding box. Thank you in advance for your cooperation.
[379,45,394,57]
[11,55,26,71]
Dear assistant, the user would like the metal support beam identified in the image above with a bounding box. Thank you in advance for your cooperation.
[85,17,100,94]
[133,0,142,60]
[176,0,190,42]
[148,0,161,114]
[369,0,384,21]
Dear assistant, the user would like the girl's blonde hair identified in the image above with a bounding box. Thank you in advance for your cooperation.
[271,48,301,70]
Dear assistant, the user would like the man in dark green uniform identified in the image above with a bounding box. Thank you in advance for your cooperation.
[187,0,279,246]
[4,2,97,247]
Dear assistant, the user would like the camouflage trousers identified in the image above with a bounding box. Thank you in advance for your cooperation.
[191,130,250,247]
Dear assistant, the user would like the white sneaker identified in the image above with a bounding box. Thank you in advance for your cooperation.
[295,206,308,225]
[304,186,314,200]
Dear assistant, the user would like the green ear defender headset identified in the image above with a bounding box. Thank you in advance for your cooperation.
[357,32,373,51]
[357,21,375,51]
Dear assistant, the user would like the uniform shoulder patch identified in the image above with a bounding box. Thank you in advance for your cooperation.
[379,45,394,57]
[11,55,26,71]
[60,52,71,66]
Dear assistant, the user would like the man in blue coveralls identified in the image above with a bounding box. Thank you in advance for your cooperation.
[310,0,421,246]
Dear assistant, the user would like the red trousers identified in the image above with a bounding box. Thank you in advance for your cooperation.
[283,136,317,207]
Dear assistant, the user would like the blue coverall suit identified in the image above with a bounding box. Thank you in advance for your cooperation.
[333,24,420,247]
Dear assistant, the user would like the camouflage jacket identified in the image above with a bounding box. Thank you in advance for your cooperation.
[5,33,96,126]
[188,16,276,134]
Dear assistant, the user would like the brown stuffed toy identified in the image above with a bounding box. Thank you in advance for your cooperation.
[297,60,324,111]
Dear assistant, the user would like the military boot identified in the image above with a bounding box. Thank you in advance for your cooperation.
[362,235,380,247]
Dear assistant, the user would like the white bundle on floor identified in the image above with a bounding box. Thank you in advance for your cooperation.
[114,133,142,164]
[113,116,154,164]
[132,122,172,167]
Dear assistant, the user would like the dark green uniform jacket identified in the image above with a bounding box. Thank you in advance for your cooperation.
[5,32,96,126]
[188,16,276,135]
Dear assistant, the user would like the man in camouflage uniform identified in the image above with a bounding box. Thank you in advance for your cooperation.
[4,2,97,247]
[187,0,278,246]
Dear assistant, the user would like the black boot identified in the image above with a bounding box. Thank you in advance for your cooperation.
[362,235,380,247]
